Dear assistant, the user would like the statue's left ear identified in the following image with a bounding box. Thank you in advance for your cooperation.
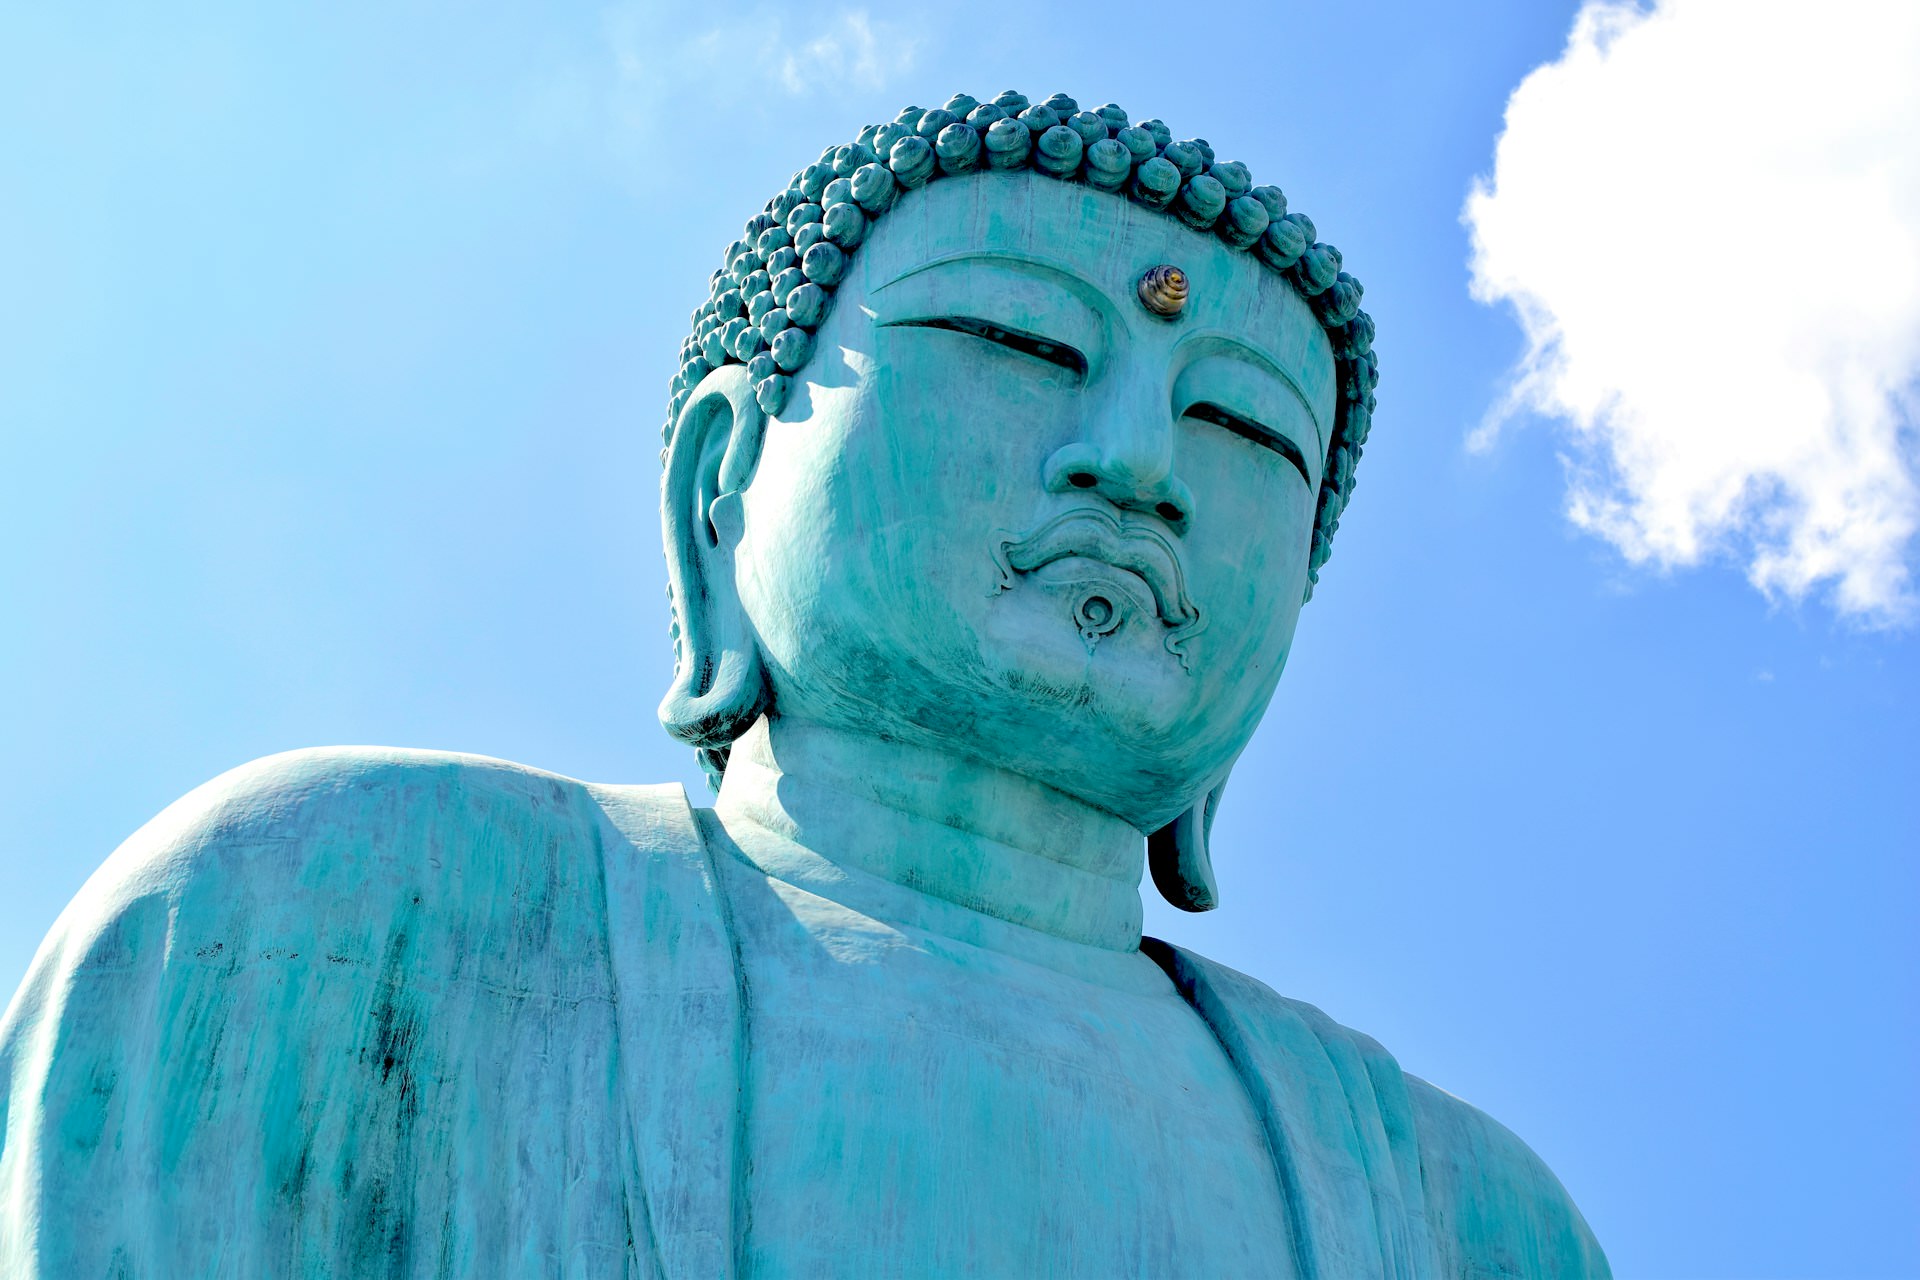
[658,365,773,772]
[1149,774,1230,912]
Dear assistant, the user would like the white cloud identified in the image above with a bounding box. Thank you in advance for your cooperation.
[774,12,892,94]
[1465,0,1920,625]
[606,6,913,110]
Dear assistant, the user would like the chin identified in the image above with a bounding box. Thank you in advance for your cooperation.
[980,568,1239,702]
[761,580,1261,818]
[965,622,1234,819]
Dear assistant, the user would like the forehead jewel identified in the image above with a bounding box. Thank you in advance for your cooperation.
[666,90,1380,595]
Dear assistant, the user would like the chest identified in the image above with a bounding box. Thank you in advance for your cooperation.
[724,868,1293,1279]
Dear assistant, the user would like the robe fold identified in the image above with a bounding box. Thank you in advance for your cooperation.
[0,747,1607,1278]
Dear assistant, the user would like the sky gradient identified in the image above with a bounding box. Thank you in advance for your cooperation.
[3,3,1916,1275]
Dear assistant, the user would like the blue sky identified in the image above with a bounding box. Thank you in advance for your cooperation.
[3,3,1916,1275]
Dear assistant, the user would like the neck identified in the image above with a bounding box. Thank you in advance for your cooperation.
[713,717,1146,951]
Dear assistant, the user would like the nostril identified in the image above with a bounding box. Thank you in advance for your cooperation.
[1068,472,1098,489]
[1155,501,1184,522]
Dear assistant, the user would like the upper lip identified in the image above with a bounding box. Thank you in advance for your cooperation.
[992,507,1202,633]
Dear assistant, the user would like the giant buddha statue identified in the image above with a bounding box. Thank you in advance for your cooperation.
[0,91,1609,1278]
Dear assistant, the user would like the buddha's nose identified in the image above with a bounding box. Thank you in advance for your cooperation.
[1042,383,1195,528]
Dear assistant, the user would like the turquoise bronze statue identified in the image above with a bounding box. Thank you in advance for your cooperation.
[0,91,1608,1278]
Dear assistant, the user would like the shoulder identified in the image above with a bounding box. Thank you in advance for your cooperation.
[17,747,704,1005]
[1,749,726,1276]
[87,745,693,897]
[1404,1074,1611,1279]
[1147,941,1608,1279]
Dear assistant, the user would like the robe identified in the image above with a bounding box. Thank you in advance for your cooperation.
[0,747,1608,1278]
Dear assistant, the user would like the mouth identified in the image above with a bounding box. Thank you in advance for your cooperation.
[990,507,1206,668]
[1026,558,1157,645]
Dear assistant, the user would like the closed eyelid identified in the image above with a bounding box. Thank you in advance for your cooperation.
[881,315,1088,378]
[1177,337,1327,457]
[1183,401,1313,488]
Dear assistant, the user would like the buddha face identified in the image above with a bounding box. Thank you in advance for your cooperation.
[715,174,1336,831]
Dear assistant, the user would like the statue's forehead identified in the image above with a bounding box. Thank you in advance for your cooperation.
[850,173,1334,391]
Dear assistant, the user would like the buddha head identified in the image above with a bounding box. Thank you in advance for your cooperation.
[657,91,1378,912]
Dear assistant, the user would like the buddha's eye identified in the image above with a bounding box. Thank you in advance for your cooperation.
[885,316,1087,379]
[1183,401,1313,488]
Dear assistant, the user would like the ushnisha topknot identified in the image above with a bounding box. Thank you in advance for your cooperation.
[665,90,1379,596]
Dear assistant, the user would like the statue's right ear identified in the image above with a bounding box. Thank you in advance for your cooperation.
[658,365,773,766]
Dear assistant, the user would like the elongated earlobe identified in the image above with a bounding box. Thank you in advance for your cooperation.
[1148,776,1228,912]
[658,367,772,760]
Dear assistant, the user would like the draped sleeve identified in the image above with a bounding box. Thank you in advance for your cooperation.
[1405,1075,1611,1280]
[0,748,738,1280]
[1147,939,1610,1280]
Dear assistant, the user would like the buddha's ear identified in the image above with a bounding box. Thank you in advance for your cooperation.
[1148,772,1231,912]
[658,365,773,766]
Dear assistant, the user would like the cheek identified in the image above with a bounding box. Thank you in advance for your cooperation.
[732,357,1061,683]
[848,331,1083,582]
[872,329,1082,481]
[1177,424,1315,681]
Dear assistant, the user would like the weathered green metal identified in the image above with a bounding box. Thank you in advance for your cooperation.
[0,88,1607,1280]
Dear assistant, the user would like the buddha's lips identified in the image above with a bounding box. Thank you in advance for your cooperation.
[991,508,1206,665]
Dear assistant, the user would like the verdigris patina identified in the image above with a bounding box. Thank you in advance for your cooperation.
[0,91,1608,1278]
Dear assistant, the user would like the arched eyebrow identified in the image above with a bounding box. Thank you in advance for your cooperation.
[880,315,1088,378]
[873,250,1107,375]
[875,248,1106,305]
[1183,401,1313,487]
[1179,332,1326,457]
